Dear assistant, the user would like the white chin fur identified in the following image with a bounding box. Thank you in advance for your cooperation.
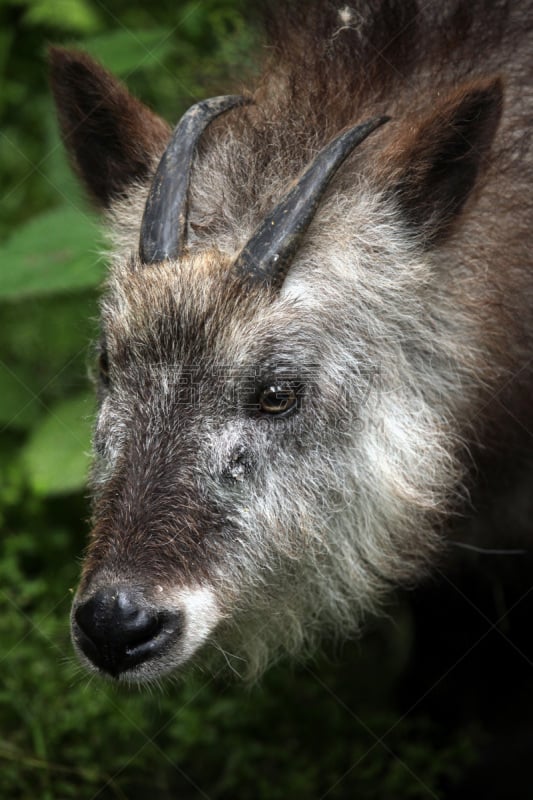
[74,584,222,685]
[163,584,222,662]
[129,584,222,683]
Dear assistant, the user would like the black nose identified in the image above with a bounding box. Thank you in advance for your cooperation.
[73,587,181,677]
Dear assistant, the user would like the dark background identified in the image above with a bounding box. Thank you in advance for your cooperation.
[1,0,532,797]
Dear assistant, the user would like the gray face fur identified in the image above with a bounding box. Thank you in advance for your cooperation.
[74,207,474,682]
[50,1,533,683]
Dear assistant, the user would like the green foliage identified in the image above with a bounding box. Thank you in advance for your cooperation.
[22,392,94,495]
[17,0,102,34]
[81,28,177,75]
[0,1,481,798]
[0,207,103,299]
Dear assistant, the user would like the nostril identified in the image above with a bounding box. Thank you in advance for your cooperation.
[73,587,182,677]
[119,605,160,647]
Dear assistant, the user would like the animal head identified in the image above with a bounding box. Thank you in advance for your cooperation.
[50,18,503,683]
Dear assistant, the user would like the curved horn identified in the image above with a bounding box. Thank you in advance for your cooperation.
[139,95,249,264]
[234,116,390,287]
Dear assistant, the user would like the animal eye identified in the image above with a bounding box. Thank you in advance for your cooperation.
[98,349,110,387]
[259,385,297,416]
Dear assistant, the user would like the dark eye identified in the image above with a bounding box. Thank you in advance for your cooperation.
[259,385,297,416]
[98,349,110,387]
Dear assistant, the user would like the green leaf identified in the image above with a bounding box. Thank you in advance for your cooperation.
[0,207,104,299]
[20,0,101,34]
[80,28,175,76]
[21,393,94,495]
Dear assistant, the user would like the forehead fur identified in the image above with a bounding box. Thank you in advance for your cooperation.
[101,251,322,374]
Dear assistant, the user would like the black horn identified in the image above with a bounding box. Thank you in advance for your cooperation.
[139,95,249,264]
[234,116,390,287]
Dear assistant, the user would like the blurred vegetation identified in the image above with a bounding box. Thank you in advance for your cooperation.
[0,1,482,797]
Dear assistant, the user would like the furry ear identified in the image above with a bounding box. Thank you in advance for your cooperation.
[388,77,503,246]
[49,47,170,208]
